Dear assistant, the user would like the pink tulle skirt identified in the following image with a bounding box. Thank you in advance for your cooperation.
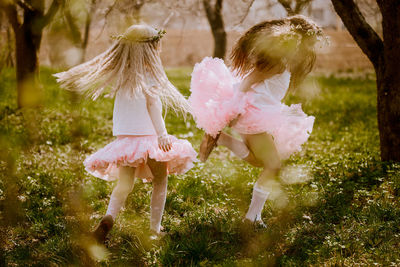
[189,57,248,138]
[84,135,197,181]
[189,57,314,159]
[233,103,315,159]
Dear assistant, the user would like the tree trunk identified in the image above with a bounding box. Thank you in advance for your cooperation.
[375,1,400,161]
[331,0,400,161]
[14,16,42,108]
[376,65,400,161]
[5,27,15,67]
[0,26,15,70]
[210,21,226,59]
[4,0,60,108]
[203,0,227,59]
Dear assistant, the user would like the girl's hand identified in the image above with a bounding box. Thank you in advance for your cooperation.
[145,93,172,152]
[158,134,172,152]
[229,116,240,127]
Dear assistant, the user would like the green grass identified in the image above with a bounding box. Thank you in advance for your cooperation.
[0,68,399,266]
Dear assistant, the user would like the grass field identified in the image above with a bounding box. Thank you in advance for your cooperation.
[0,67,399,266]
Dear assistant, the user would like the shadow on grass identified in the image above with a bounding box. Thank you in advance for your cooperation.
[156,159,400,266]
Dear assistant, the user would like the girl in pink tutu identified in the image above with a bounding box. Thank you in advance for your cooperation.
[55,24,196,242]
[189,15,323,226]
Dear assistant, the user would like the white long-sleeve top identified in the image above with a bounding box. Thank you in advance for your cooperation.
[250,70,291,107]
[112,89,162,136]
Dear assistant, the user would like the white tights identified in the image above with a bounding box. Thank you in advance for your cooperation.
[106,166,136,219]
[150,174,168,233]
[217,132,273,223]
[105,164,168,233]
[245,182,270,222]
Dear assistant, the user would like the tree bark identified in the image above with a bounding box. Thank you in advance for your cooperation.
[4,0,61,108]
[14,21,42,108]
[0,22,15,70]
[5,27,15,68]
[277,0,312,16]
[203,0,226,59]
[332,0,400,162]
[375,0,400,161]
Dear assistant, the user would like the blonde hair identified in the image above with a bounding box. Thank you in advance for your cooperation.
[54,25,190,115]
[230,15,324,95]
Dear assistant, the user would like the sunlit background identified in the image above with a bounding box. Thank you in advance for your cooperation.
[1,0,399,266]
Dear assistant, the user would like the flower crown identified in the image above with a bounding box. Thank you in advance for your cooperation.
[146,29,166,42]
[111,28,166,43]
[270,20,329,50]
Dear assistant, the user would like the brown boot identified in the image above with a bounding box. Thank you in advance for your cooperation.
[92,215,114,243]
[199,133,220,162]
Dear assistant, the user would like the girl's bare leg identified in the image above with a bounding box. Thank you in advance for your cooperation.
[147,158,168,234]
[240,133,281,223]
[106,166,136,219]
[217,132,263,167]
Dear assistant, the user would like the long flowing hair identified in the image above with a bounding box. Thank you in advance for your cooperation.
[230,15,325,96]
[54,29,190,115]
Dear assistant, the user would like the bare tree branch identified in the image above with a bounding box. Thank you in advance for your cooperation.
[276,0,312,16]
[331,0,384,68]
[376,0,400,47]
[41,0,62,28]
[95,0,117,40]
[4,4,21,30]
[16,0,34,11]
[63,4,83,45]
[235,0,255,25]
[294,0,310,14]
[277,0,294,15]
[82,0,96,49]
[161,11,175,27]
[203,0,214,21]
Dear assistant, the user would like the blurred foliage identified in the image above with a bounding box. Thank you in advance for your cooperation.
[0,68,399,266]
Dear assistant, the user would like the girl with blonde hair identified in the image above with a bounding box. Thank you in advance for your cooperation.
[55,24,197,242]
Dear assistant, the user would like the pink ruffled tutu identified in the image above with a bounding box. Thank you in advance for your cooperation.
[233,103,314,159]
[189,57,314,159]
[189,57,248,138]
[84,135,197,181]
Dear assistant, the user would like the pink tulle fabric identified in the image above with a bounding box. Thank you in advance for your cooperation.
[233,103,315,159]
[189,57,248,138]
[84,135,197,181]
[189,57,314,159]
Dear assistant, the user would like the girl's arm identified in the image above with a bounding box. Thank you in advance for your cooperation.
[145,94,172,152]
